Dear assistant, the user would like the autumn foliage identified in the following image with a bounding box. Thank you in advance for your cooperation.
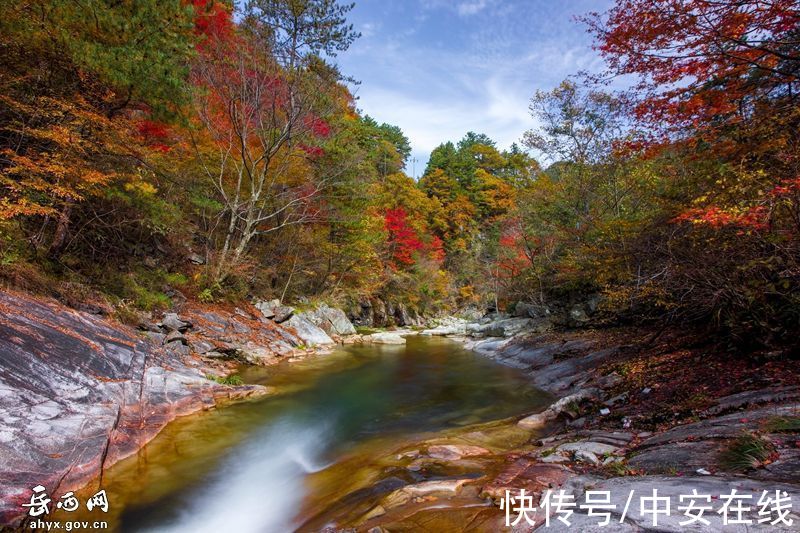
[1,0,799,344]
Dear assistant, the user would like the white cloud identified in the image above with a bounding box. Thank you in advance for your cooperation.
[360,22,378,38]
[457,0,489,16]
[336,0,614,176]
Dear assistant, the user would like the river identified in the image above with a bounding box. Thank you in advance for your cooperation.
[66,336,551,531]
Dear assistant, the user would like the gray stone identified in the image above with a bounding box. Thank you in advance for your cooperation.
[597,372,623,389]
[272,305,295,323]
[284,315,334,347]
[233,342,279,364]
[427,444,490,460]
[365,332,406,345]
[393,303,413,327]
[557,441,619,457]
[299,304,356,336]
[164,330,187,345]
[371,298,387,327]
[254,298,281,319]
[160,312,191,332]
[574,450,599,464]
[188,252,205,265]
[191,340,215,355]
[604,393,627,406]
[700,386,800,416]
[143,331,166,344]
[626,441,721,474]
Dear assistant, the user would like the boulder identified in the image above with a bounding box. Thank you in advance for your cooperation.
[254,298,281,319]
[365,332,406,345]
[394,303,413,327]
[300,304,356,336]
[188,252,205,265]
[383,479,473,509]
[468,317,537,338]
[164,330,187,345]
[190,339,215,355]
[284,315,335,347]
[371,298,387,327]
[349,298,374,326]
[272,305,295,323]
[420,317,468,336]
[556,441,619,456]
[160,312,191,332]
[233,342,281,364]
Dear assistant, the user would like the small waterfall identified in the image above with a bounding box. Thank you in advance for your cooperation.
[146,417,332,533]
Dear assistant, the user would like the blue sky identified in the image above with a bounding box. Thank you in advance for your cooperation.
[334,0,613,176]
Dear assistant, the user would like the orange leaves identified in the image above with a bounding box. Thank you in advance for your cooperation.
[0,92,130,222]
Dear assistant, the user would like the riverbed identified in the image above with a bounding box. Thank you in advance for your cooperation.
[59,336,551,531]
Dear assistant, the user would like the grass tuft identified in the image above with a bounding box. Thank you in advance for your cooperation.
[718,433,775,472]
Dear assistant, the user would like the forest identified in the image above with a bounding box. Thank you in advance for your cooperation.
[1,0,799,350]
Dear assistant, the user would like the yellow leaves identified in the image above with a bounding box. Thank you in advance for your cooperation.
[0,90,139,220]
[124,179,157,196]
[0,197,55,220]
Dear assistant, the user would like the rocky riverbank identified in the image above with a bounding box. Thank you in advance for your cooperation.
[315,312,800,531]
[0,290,370,527]
[3,290,798,530]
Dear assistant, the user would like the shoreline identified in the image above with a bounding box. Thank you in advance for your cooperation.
[0,289,340,528]
[3,299,799,530]
[411,319,800,530]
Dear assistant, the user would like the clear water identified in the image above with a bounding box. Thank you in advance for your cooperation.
[75,336,550,532]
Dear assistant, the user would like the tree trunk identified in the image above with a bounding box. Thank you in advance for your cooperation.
[47,201,73,259]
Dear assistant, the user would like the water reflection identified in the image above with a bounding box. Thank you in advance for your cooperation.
[91,337,550,531]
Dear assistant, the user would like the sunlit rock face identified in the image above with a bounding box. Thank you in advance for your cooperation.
[0,290,264,526]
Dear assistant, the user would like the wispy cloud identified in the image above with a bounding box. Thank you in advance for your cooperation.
[336,0,613,176]
[457,0,490,16]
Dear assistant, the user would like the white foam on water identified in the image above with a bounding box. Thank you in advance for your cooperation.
[145,417,332,533]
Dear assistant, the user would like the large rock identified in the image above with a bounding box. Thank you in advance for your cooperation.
[299,304,356,336]
[393,303,413,327]
[383,479,473,509]
[272,305,295,323]
[420,317,468,336]
[159,312,191,332]
[0,290,267,526]
[371,298,387,327]
[254,298,281,319]
[364,332,406,344]
[349,298,374,327]
[467,317,539,338]
[284,315,335,347]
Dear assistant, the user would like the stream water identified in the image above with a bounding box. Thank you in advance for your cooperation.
[75,336,551,532]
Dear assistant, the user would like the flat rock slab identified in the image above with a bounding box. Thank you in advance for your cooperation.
[701,386,800,416]
[0,290,266,526]
[626,441,721,474]
[427,444,491,460]
[481,458,573,501]
[556,441,619,457]
[383,479,474,509]
[638,403,800,449]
